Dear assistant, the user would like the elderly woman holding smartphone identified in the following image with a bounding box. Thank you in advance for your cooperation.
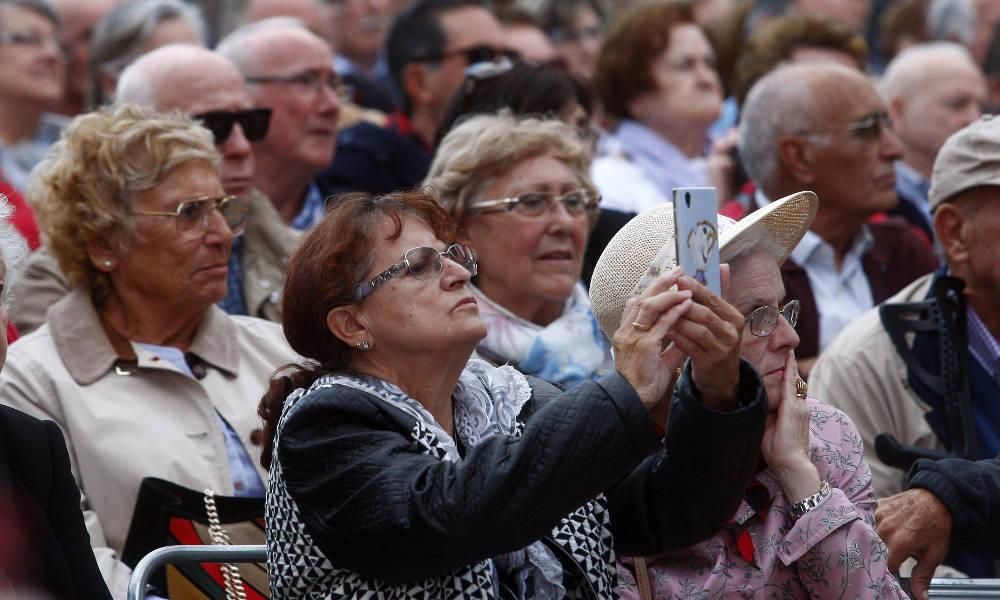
[258,190,770,598]
[589,193,908,599]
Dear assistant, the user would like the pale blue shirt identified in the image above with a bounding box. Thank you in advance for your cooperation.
[134,343,266,498]
[756,191,875,353]
[968,306,1000,386]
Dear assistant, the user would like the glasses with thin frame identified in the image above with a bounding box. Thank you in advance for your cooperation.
[0,30,66,58]
[193,108,272,145]
[469,189,600,218]
[245,69,348,100]
[355,244,478,300]
[745,300,800,337]
[132,195,249,239]
[802,111,892,143]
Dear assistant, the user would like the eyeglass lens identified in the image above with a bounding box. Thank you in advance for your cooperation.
[405,245,477,279]
[195,109,272,145]
[177,197,248,237]
[749,301,800,337]
[514,191,595,217]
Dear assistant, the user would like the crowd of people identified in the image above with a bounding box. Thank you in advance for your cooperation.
[2,0,1000,599]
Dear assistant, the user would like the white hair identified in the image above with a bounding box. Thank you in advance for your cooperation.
[215,16,310,73]
[0,194,30,307]
[881,41,978,102]
[927,0,975,47]
[738,64,818,195]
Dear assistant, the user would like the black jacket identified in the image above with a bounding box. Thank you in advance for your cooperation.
[0,405,111,599]
[276,362,767,590]
[907,456,1000,558]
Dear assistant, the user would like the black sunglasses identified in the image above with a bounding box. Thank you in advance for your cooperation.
[193,108,272,145]
[418,44,519,66]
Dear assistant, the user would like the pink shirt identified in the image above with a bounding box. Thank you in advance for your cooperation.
[617,399,909,599]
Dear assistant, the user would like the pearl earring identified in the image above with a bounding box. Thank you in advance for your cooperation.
[103,260,113,269]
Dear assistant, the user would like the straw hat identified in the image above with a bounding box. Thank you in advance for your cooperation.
[589,191,818,340]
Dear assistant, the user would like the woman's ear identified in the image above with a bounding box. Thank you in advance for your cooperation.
[326,305,369,348]
[86,238,118,273]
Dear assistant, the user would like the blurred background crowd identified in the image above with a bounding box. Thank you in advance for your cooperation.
[3,0,1000,598]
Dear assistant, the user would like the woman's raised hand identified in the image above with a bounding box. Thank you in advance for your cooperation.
[612,266,693,411]
[667,273,744,410]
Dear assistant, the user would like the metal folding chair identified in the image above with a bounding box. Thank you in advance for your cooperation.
[927,578,1000,598]
[126,544,267,600]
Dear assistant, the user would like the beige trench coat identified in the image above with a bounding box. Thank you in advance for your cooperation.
[0,289,298,598]
[810,273,947,498]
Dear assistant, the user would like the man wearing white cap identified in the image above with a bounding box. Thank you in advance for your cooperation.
[813,114,1000,596]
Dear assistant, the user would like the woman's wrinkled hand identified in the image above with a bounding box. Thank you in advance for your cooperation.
[666,274,743,410]
[762,351,820,503]
[613,266,693,411]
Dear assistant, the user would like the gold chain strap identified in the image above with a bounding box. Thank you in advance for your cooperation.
[203,489,248,600]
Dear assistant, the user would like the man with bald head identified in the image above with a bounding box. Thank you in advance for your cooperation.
[10,45,298,333]
[218,18,341,230]
[738,63,938,374]
[881,42,987,241]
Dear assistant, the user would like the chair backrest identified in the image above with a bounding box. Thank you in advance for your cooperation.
[925,578,1000,598]
[126,544,267,600]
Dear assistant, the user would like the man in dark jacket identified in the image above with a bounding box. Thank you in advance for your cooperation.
[877,456,1000,600]
[318,0,507,196]
[738,62,938,376]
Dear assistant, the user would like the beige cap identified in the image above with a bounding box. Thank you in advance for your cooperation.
[589,191,818,340]
[929,114,1000,211]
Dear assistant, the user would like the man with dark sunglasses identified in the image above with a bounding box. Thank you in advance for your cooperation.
[9,44,299,335]
[318,0,507,197]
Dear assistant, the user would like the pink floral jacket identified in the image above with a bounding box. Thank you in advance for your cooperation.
[617,399,909,599]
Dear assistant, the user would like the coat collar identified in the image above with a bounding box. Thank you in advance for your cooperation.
[47,288,240,385]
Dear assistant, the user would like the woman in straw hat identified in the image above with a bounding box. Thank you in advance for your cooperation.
[590,192,908,599]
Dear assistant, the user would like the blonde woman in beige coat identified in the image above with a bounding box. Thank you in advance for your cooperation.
[0,104,297,598]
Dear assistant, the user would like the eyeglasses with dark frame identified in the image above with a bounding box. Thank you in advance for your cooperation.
[745,300,801,337]
[193,108,272,145]
[355,244,478,300]
[245,69,349,100]
[469,189,600,218]
[416,44,520,66]
[132,195,250,239]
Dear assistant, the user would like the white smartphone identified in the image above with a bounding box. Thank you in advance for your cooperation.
[673,187,721,296]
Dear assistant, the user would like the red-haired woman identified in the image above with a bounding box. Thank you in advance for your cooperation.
[259,190,771,598]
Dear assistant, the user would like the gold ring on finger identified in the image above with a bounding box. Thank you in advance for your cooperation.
[795,376,808,399]
[632,321,651,332]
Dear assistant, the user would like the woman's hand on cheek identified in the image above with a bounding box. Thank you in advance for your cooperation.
[613,267,694,411]
[761,350,821,503]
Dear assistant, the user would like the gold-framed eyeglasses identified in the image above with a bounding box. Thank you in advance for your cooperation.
[745,300,800,337]
[469,189,600,218]
[132,195,249,239]
[355,244,478,300]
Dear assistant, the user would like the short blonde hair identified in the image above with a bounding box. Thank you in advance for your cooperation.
[29,103,219,302]
[423,111,596,224]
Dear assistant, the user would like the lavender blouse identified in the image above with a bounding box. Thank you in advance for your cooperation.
[617,398,909,599]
